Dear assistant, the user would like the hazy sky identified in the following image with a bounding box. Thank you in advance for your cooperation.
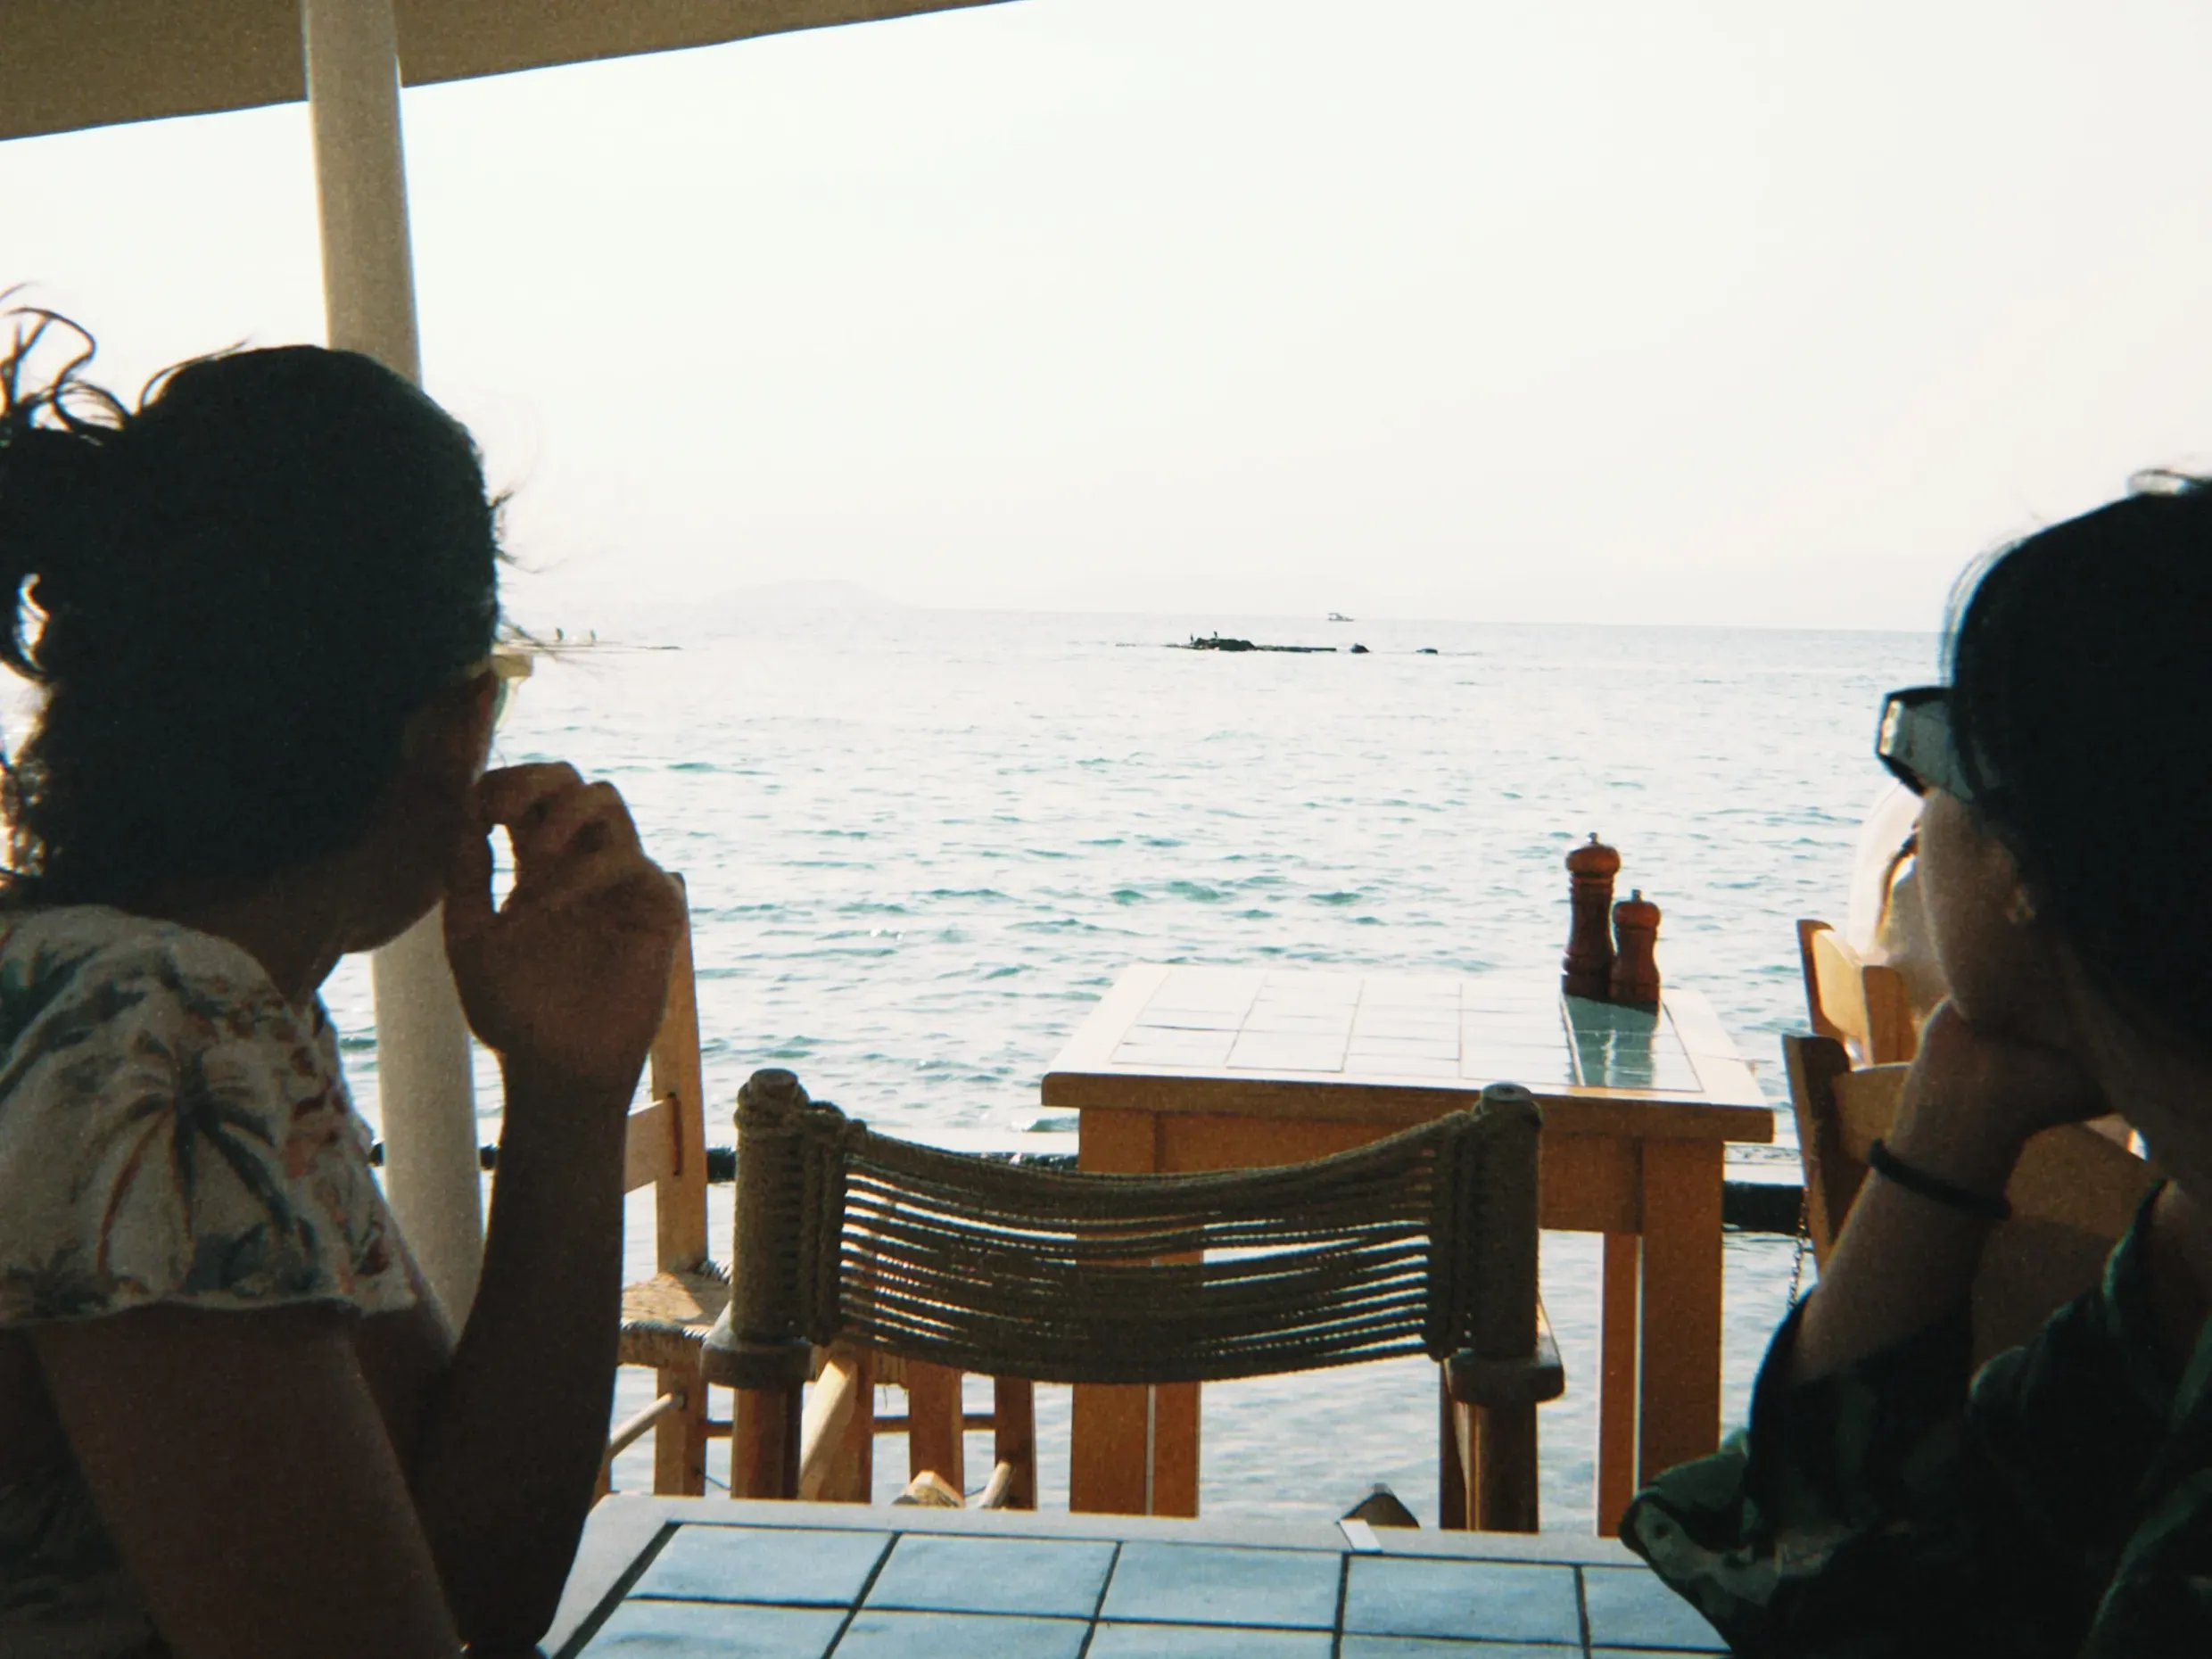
[4,0,2211,630]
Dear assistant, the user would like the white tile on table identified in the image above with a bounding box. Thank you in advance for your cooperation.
[1225,1034,1350,1073]
[1259,970,1363,1001]
[1358,978,1460,1001]
[1346,1053,1462,1079]
[1243,1011,1358,1036]
[1459,980,1562,1013]
[1345,1034,1461,1059]
[1134,1007,1250,1032]
[1148,971,1264,1011]
[1112,1034,1239,1069]
[1463,1009,1571,1048]
[1459,1046,1577,1088]
[1347,1018,1463,1044]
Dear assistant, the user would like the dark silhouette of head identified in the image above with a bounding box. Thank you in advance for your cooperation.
[0,310,500,908]
[1946,474,2212,1050]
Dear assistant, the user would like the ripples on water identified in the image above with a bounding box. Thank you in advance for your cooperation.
[325,607,1934,1526]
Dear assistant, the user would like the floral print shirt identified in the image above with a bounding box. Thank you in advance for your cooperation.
[1622,1190,2212,1657]
[0,907,415,1656]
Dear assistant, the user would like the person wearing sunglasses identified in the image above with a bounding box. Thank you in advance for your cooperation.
[1624,478,2212,1655]
[0,315,683,1658]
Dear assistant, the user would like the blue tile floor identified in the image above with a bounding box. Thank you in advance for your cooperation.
[574,1523,1725,1657]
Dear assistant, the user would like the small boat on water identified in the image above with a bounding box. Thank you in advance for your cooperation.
[1328,610,1354,622]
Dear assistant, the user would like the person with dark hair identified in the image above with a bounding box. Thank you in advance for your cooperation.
[0,310,684,1658]
[1623,478,2212,1655]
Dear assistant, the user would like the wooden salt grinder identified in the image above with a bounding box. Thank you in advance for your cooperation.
[1609,888,1663,1011]
[1562,834,1621,1001]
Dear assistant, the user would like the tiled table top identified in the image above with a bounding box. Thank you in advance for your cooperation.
[549,1500,1726,1659]
[1042,966,1770,1139]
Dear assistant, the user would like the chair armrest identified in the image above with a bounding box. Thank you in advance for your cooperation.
[1443,1297,1564,1407]
[699,1302,813,1389]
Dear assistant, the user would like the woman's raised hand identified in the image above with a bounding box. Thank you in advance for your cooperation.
[443,763,684,1100]
[1887,1001,2110,1192]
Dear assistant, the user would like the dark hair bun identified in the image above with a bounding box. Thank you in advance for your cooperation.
[0,308,500,904]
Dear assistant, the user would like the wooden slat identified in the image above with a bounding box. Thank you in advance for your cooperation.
[1596,1232,1639,1536]
[977,1461,1021,1510]
[991,1379,1036,1511]
[1636,1139,1723,1489]
[653,1363,709,1497]
[1795,920,1847,1048]
[1048,1068,1770,1142]
[650,892,708,1269]
[1784,1034,1863,1267]
[605,1391,683,1463]
[904,1361,966,1496]
[1803,922,1917,1068]
[622,1097,675,1195]
[796,1346,873,1503]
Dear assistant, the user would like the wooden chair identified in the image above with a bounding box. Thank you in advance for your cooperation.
[1783,1032,2157,1364]
[598,879,730,1495]
[1796,919,1917,1068]
[703,1069,1564,1531]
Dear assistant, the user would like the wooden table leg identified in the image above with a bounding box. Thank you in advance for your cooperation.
[1153,1382,1200,1517]
[906,1360,967,1496]
[992,1377,1036,1510]
[1637,1139,1725,1490]
[1597,1230,1640,1536]
[1073,1107,1168,1515]
[1070,1382,1151,1514]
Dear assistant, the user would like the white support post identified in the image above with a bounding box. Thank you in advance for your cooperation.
[301,0,483,1321]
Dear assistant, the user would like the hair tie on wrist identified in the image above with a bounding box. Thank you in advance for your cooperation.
[1866,1137,2011,1222]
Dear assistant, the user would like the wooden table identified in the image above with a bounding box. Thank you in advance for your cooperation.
[544,1495,1722,1656]
[1041,963,1773,1535]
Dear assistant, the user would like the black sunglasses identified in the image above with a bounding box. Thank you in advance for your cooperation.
[1876,687,1977,803]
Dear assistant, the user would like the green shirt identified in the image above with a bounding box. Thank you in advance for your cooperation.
[1622,1193,2212,1656]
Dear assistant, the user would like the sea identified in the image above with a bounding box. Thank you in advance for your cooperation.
[320,603,1936,1530]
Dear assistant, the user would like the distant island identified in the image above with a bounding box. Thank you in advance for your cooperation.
[1176,632,1349,655]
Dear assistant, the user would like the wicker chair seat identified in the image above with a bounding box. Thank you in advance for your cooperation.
[618,1262,730,1373]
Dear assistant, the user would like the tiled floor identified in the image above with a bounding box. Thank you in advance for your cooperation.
[574,1523,1726,1657]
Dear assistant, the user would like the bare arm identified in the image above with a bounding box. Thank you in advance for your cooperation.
[1793,1002,2100,1382]
[34,1306,461,1659]
[392,764,681,1650]
[394,1067,630,1650]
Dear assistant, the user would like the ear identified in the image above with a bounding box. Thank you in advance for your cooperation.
[397,674,498,796]
[1977,828,2040,928]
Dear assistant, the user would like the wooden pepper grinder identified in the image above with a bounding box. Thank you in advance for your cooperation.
[1562,834,1621,1000]
[1609,888,1663,1011]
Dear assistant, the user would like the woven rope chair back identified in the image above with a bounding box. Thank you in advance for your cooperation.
[729,1068,1540,1389]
